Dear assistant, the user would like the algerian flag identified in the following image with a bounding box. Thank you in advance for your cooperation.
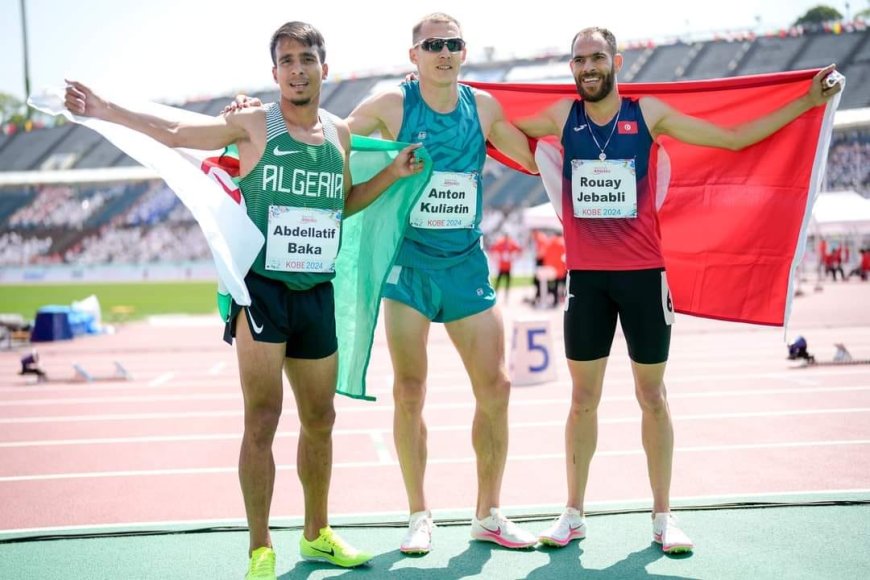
[29,89,431,401]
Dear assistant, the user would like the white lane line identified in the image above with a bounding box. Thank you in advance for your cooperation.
[6,487,870,537]
[1,364,866,396]
[148,373,176,387]
[0,393,241,407]
[4,383,870,408]
[0,410,241,424]
[4,396,870,425]
[0,433,241,448]
[6,404,870,448]
[2,439,868,483]
[366,367,870,394]
[369,431,393,464]
[3,405,870,430]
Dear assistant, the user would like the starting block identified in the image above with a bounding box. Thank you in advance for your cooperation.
[789,339,869,368]
[833,343,853,363]
[510,317,556,386]
[72,361,132,383]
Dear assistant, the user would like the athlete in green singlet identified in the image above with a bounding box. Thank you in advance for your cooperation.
[64,21,422,579]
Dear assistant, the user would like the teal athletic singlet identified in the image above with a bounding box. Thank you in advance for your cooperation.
[239,103,346,290]
[395,81,487,269]
[385,81,494,322]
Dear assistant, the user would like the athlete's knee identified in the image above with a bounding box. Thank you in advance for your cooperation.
[569,383,602,414]
[474,373,511,414]
[635,382,669,414]
[243,403,282,446]
[393,377,427,414]
[298,400,336,437]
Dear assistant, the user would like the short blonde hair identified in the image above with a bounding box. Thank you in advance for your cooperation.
[412,13,462,44]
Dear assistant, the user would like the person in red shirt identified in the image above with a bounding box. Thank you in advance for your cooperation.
[531,229,553,306]
[862,249,870,281]
[542,233,567,307]
[489,233,523,299]
[851,248,870,281]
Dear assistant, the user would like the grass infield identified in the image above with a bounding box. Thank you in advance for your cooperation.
[0,281,219,321]
[0,276,537,322]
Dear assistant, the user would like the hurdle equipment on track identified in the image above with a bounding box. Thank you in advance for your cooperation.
[72,361,133,383]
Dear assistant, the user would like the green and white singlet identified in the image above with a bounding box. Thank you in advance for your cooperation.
[239,103,346,290]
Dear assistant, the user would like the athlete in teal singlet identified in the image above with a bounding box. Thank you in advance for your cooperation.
[65,21,422,579]
[347,12,541,553]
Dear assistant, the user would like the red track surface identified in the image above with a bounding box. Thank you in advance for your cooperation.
[2,282,869,532]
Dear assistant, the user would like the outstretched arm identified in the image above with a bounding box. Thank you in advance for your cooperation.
[643,64,842,150]
[65,80,249,150]
[477,92,538,173]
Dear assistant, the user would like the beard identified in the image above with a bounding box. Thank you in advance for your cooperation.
[289,97,313,106]
[575,68,615,102]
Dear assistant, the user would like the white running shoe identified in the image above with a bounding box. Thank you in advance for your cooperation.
[538,507,587,547]
[400,510,434,554]
[653,512,694,553]
[471,508,537,549]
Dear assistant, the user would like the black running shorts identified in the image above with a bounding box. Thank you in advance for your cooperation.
[223,271,337,359]
[563,268,674,364]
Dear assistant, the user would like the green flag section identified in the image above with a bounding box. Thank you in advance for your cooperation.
[335,135,431,400]
[215,136,429,400]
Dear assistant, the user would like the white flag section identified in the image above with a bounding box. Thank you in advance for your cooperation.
[27,88,264,306]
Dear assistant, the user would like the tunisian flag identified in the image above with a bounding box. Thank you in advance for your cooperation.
[468,69,840,327]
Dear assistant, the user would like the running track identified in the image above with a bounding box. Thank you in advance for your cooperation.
[1,282,869,534]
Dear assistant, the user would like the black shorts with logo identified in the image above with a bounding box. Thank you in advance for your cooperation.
[223,271,337,360]
[563,268,674,364]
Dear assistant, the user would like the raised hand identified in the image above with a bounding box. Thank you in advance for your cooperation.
[221,94,263,115]
[63,80,110,119]
[390,143,425,178]
[809,64,844,106]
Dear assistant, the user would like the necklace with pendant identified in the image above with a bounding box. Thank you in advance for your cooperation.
[582,100,620,160]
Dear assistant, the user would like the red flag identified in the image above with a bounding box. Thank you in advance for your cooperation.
[467,70,838,326]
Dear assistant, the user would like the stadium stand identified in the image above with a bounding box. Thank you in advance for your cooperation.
[736,35,810,75]
[73,138,134,169]
[631,42,698,82]
[1,26,868,270]
[321,78,380,118]
[0,123,75,171]
[680,40,752,80]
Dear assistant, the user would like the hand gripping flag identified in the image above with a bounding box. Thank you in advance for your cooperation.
[29,90,431,400]
[28,89,263,308]
[199,137,433,401]
[468,69,841,327]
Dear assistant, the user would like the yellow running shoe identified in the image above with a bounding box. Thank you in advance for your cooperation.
[299,526,372,568]
[245,546,276,580]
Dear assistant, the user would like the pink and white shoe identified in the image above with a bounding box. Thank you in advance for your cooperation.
[653,512,694,553]
[538,507,587,547]
[471,508,537,549]
[400,510,434,554]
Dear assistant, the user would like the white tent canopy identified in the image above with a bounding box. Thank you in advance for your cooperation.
[522,202,561,231]
[810,190,870,235]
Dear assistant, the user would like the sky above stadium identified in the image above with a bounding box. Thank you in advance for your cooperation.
[0,0,858,104]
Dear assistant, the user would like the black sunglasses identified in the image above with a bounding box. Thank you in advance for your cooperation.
[417,37,466,53]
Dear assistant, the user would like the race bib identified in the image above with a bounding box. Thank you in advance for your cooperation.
[265,206,341,273]
[409,171,477,229]
[571,159,637,219]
